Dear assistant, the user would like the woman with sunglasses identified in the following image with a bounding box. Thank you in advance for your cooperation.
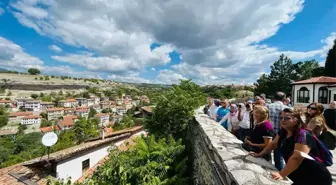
[250,108,332,185]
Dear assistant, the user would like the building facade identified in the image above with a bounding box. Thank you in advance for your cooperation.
[21,116,41,125]
[47,108,65,120]
[292,76,336,108]
[94,113,109,126]
[24,101,41,112]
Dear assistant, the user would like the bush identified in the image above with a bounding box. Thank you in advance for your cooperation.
[27,68,40,75]
[31,94,38,99]
[39,77,43,80]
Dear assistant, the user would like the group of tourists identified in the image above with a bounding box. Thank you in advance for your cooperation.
[205,93,336,185]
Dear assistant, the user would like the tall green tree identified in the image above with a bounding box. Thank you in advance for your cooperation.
[88,107,97,118]
[293,59,325,79]
[27,68,41,75]
[145,80,206,140]
[324,39,336,77]
[255,54,297,96]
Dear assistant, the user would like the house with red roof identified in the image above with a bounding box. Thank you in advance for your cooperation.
[0,99,12,106]
[58,99,78,108]
[21,115,41,125]
[47,107,65,120]
[94,113,109,126]
[75,107,89,118]
[57,115,78,130]
[292,76,336,108]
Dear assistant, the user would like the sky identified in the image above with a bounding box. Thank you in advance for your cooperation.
[0,0,335,85]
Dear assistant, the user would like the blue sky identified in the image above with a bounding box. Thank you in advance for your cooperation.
[0,0,335,84]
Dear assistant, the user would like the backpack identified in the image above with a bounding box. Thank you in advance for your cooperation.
[310,135,333,166]
[319,130,336,150]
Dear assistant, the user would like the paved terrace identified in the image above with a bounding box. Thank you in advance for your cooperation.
[191,106,336,185]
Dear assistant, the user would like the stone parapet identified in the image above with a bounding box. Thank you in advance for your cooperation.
[190,107,292,185]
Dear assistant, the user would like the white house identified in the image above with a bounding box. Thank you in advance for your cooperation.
[16,98,34,108]
[76,108,89,118]
[59,99,78,108]
[90,95,100,105]
[24,101,41,112]
[0,127,145,184]
[21,115,41,125]
[76,98,88,107]
[94,113,109,126]
[292,76,336,108]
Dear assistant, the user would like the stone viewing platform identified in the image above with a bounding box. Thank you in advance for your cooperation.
[190,107,292,185]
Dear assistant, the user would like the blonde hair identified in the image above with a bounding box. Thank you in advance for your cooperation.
[253,105,270,121]
[308,115,329,135]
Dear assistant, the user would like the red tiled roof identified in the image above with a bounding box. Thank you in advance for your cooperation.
[0,99,12,103]
[67,99,77,102]
[292,76,336,84]
[0,164,49,185]
[76,109,89,113]
[22,115,40,119]
[47,107,64,112]
[40,125,60,133]
[9,112,33,117]
[64,107,75,111]
[77,106,89,109]
[95,113,109,117]
[60,116,77,127]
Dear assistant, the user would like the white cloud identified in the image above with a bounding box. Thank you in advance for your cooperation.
[48,44,62,53]
[8,0,336,84]
[0,36,43,70]
[151,68,156,71]
[107,74,152,84]
[155,69,187,84]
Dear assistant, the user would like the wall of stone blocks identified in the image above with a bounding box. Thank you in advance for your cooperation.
[190,107,293,185]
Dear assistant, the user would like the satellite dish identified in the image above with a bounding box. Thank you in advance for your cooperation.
[42,132,58,147]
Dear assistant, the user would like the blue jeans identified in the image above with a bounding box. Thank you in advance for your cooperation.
[274,148,285,171]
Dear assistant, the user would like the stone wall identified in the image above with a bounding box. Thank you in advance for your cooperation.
[190,107,292,185]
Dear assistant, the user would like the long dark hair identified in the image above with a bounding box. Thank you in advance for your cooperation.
[283,108,305,137]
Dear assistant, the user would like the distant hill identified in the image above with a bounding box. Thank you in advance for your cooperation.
[0,68,9,72]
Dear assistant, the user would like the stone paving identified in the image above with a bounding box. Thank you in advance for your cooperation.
[194,107,292,185]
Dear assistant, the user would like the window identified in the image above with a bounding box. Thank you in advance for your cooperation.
[334,94,336,101]
[82,159,90,173]
[297,87,310,103]
[318,87,328,104]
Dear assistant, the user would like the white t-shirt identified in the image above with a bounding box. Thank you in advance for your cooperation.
[209,104,220,120]
[238,110,250,129]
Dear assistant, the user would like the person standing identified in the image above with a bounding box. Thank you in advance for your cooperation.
[217,99,230,129]
[209,99,221,120]
[324,101,336,130]
[267,91,288,170]
[219,104,240,136]
[237,103,251,141]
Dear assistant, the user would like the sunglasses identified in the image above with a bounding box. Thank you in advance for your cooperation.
[307,106,317,110]
[280,116,292,121]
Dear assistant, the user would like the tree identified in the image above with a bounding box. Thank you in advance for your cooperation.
[6,91,12,96]
[254,54,298,96]
[0,115,8,128]
[40,112,47,119]
[27,68,40,75]
[40,119,52,127]
[145,80,206,140]
[293,59,324,80]
[88,107,97,118]
[31,94,38,99]
[324,39,336,77]
[81,136,188,185]
[73,118,99,143]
